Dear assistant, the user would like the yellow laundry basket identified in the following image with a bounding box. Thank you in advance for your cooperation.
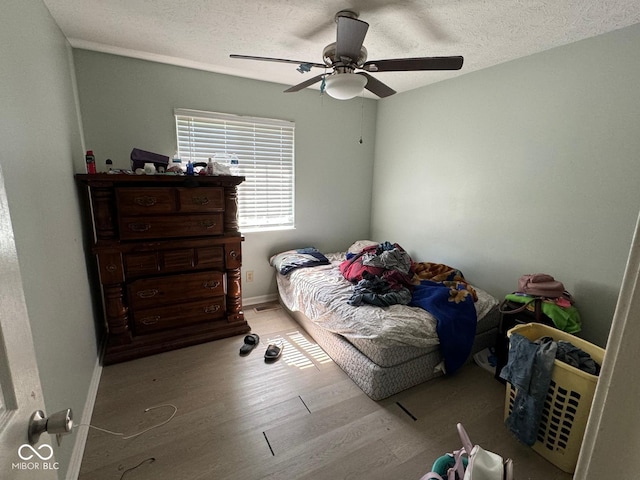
[504,323,605,474]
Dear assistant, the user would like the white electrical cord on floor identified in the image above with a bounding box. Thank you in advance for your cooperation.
[74,403,178,440]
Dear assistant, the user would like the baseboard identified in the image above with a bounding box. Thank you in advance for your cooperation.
[65,342,104,480]
[243,293,279,307]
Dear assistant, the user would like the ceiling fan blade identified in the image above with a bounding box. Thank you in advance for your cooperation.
[230,54,325,69]
[358,72,396,98]
[362,56,464,72]
[335,16,369,61]
[284,74,327,93]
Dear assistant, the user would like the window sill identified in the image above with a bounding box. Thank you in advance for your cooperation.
[241,225,296,234]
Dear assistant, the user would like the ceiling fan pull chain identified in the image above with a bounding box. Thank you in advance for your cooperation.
[359,95,364,144]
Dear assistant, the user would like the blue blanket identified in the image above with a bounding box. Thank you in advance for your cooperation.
[410,280,478,374]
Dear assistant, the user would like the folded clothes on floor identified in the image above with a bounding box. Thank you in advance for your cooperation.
[504,293,581,333]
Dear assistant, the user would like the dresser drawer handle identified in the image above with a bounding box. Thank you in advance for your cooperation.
[204,305,221,314]
[134,196,157,207]
[137,289,159,298]
[128,223,151,232]
[140,316,160,325]
[203,281,220,289]
[229,250,238,259]
[200,220,216,229]
[192,196,210,205]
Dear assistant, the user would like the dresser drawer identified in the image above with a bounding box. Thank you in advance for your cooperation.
[116,188,176,215]
[119,213,224,240]
[160,249,194,272]
[124,247,224,277]
[193,246,225,269]
[133,297,226,335]
[124,252,159,277]
[124,246,225,277]
[128,271,225,310]
[116,187,224,216]
[178,187,224,213]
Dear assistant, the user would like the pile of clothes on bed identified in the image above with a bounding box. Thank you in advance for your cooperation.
[341,242,414,307]
[339,241,480,374]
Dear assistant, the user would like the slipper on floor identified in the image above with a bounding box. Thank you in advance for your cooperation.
[239,333,260,355]
[264,342,283,361]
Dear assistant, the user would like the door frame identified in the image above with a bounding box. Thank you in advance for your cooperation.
[574,211,640,478]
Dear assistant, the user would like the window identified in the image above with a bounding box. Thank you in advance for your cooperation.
[174,108,295,230]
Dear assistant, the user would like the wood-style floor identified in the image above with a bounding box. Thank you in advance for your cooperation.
[79,303,574,480]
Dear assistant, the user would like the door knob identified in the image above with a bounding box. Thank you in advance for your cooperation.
[28,408,73,445]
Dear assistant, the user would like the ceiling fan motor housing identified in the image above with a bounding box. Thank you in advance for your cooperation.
[335,10,359,21]
[322,43,367,69]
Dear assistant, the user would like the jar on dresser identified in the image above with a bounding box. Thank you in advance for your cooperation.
[75,173,250,364]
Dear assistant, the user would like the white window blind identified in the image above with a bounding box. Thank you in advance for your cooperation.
[174,108,295,230]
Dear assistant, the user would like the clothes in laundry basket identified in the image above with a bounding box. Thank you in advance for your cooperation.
[556,340,601,375]
[500,333,557,446]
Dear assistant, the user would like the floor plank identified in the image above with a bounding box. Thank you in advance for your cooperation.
[78,303,574,480]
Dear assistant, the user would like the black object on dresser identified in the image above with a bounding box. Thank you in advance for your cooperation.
[75,174,250,364]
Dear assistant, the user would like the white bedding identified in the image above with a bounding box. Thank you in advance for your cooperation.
[276,252,499,349]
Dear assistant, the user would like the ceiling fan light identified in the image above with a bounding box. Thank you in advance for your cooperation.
[324,74,368,100]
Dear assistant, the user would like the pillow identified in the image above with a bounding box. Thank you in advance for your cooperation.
[270,247,330,275]
[347,240,379,255]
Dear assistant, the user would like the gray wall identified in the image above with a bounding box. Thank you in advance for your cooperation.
[372,23,640,347]
[1,0,100,477]
[72,50,377,300]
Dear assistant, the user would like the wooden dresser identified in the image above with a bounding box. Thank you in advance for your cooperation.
[75,174,250,364]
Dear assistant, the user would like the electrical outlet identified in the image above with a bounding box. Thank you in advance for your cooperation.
[246,271,254,282]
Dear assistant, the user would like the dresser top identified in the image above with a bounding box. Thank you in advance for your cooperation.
[75,173,245,187]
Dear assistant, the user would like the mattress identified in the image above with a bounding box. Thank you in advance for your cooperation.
[281,303,499,401]
[277,252,499,368]
[283,305,448,400]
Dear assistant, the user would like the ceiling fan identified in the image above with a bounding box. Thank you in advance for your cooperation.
[230,10,463,100]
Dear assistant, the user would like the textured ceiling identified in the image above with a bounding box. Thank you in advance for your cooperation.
[43,0,640,98]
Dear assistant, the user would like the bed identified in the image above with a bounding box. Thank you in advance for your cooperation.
[271,244,501,400]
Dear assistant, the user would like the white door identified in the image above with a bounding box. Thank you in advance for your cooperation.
[0,164,56,479]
